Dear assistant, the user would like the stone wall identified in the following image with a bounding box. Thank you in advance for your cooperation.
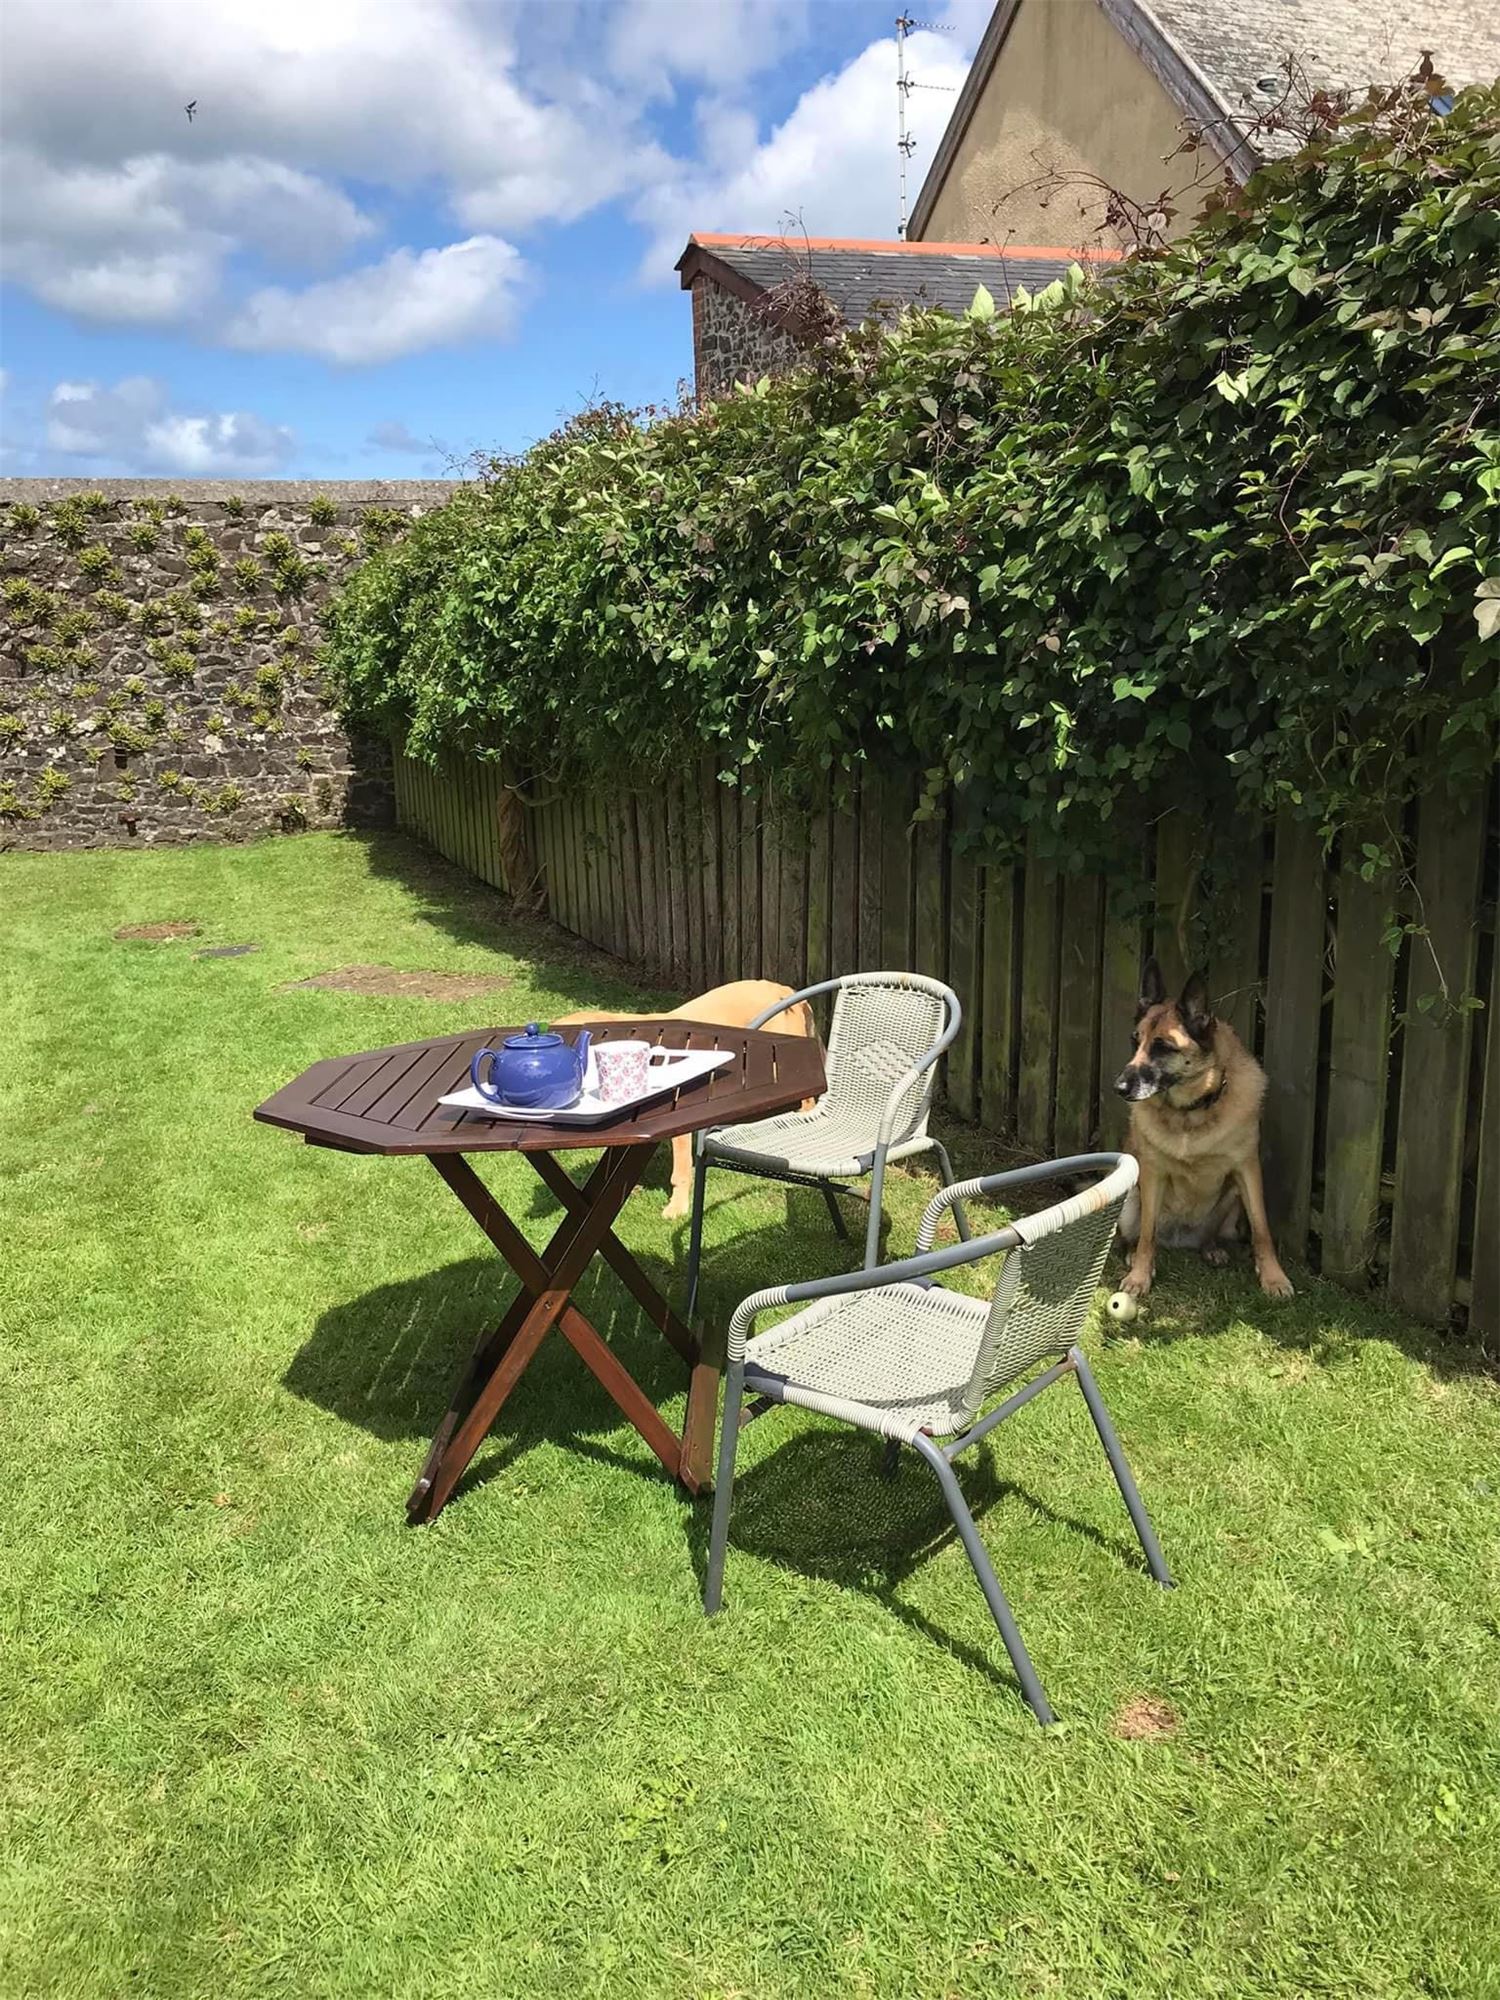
[690,276,804,401]
[0,478,454,851]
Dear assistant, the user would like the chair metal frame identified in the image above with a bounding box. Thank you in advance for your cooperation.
[702,1153,1173,1725]
[684,972,970,1321]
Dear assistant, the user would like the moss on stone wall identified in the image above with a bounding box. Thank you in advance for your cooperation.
[0,482,446,850]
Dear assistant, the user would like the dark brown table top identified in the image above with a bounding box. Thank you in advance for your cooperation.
[254,1019,826,1156]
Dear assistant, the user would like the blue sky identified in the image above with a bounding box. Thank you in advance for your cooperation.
[0,0,985,480]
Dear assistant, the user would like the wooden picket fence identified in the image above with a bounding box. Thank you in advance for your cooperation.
[393,742,1498,1345]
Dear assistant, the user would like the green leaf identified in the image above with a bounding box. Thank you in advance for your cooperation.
[968,284,995,321]
[1474,578,1500,642]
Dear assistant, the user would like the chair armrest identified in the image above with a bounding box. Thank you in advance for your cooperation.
[916,1153,1137,1253]
[727,1218,1025,1360]
[747,977,847,1032]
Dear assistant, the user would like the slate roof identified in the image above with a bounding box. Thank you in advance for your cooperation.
[1144,0,1500,164]
[911,0,1500,232]
[1150,0,1500,137]
[676,234,1122,327]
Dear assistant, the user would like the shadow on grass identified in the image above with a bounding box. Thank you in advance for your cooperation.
[284,1249,686,1467]
[328,838,1492,1388]
[284,1143,1150,1697]
[336,828,679,1015]
[1098,1252,1497,1382]
[686,1424,1145,1698]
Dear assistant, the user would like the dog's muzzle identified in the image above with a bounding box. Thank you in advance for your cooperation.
[1115,1066,1160,1101]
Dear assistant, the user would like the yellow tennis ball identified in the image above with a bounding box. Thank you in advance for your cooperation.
[1107,1290,1141,1324]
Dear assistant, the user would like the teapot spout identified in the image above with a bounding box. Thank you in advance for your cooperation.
[573,1028,592,1067]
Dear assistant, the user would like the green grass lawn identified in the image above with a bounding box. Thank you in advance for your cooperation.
[3,831,1498,2000]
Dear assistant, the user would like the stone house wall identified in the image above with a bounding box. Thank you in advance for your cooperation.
[0,478,453,852]
[690,276,804,400]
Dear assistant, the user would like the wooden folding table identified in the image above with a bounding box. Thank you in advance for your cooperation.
[255,1019,826,1521]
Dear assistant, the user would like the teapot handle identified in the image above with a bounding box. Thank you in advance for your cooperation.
[469,1048,504,1102]
[573,1028,592,1066]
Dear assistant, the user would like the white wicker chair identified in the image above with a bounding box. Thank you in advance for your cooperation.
[703,1153,1173,1725]
[683,972,969,1320]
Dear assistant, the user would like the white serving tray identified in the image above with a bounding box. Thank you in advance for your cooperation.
[438,1046,735,1125]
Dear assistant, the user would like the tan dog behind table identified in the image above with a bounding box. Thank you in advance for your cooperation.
[555,980,816,1218]
[1113,958,1294,1299]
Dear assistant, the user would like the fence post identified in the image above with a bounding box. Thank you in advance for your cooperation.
[830,785,860,981]
[1017,835,1060,1153]
[1096,876,1145,1149]
[947,839,981,1121]
[980,858,1018,1136]
[805,780,832,993]
[1152,812,1198,995]
[1471,927,1500,1349]
[1388,778,1487,1323]
[1055,873,1103,1154]
[1261,810,1325,1258]
[879,776,914,972]
[1321,845,1398,1286]
[857,770,884,970]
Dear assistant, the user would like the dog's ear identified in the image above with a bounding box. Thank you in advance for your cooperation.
[1180,969,1215,1043]
[1136,956,1166,1018]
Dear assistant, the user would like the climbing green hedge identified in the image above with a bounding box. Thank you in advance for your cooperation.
[326,81,1500,869]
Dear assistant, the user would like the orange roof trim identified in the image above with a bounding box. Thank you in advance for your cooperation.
[687,231,1125,263]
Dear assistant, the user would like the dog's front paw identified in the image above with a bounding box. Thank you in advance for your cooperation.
[1121,1264,1153,1298]
[1258,1264,1295,1298]
[660,1193,690,1221]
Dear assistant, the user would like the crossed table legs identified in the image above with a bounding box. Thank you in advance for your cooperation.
[406,1146,721,1523]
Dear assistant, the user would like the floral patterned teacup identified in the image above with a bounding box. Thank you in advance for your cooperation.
[592,1039,673,1106]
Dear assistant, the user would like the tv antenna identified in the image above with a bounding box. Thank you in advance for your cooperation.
[896,15,956,238]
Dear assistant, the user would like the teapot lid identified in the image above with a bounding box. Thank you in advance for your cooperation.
[502,1022,562,1050]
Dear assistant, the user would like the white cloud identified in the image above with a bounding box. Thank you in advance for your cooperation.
[189,158,376,266]
[0,145,375,328]
[367,419,453,457]
[17,249,220,327]
[0,0,988,363]
[604,0,811,91]
[0,0,674,349]
[633,30,972,279]
[41,376,296,475]
[226,236,528,366]
[142,412,295,476]
[0,0,645,205]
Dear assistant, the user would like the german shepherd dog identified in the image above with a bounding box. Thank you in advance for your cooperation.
[1114,959,1293,1299]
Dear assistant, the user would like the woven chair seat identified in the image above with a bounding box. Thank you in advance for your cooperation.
[745,1283,991,1443]
[706,1106,931,1181]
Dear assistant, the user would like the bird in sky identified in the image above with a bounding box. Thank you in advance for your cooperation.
[185,100,197,122]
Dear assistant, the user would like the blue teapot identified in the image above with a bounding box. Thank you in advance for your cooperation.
[470,1023,592,1110]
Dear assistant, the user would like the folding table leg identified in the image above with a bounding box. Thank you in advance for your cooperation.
[407,1286,537,1520]
[530,1147,718,1495]
[409,1147,645,1522]
[529,1151,695,1365]
[678,1326,723,1495]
